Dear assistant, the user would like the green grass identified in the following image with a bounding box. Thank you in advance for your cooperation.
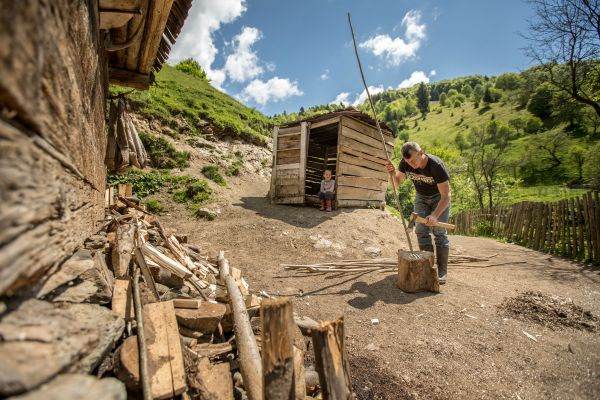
[112,65,271,145]
[139,132,190,169]
[405,101,531,149]
[144,198,165,214]
[201,164,227,186]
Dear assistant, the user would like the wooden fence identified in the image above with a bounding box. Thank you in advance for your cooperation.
[451,191,600,264]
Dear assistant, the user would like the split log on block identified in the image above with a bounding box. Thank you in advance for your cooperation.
[173,298,202,309]
[143,301,187,399]
[141,243,192,279]
[112,279,133,321]
[111,222,135,278]
[114,335,140,391]
[261,298,296,400]
[311,317,353,400]
[192,342,235,358]
[294,315,320,337]
[218,251,262,400]
[189,358,234,400]
[174,303,227,333]
[134,248,159,302]
[397,250,439,293]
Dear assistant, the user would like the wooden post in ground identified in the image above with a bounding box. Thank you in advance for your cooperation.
[311,317,353,400]
[397,250,438,293]
[261,298,296,400]
[218,251,262,400]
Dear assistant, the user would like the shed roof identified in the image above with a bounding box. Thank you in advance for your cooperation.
[279,108,394,136]
[102,0,193,89]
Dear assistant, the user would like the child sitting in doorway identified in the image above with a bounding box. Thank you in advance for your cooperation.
[319,169,335,212]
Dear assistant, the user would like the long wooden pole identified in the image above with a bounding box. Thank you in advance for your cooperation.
[131,267,152,400]
[347,12,413,251]
[217,251,262,400]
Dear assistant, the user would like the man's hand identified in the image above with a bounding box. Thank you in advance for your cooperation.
[385,161,395,174]
[425,214,438,226]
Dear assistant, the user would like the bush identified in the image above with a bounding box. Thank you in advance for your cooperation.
[474,219,495,237]
[174,58,207,80]
[145,198,164,214]
[202,165,227,186]
[583,142,600,189]
[524,116,543,134]
[173,180,212,204]
[140,132,190,169]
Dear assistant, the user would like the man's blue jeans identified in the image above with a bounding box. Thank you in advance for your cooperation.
[414,192,450,248]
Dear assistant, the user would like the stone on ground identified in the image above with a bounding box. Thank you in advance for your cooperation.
[8,374,126,400]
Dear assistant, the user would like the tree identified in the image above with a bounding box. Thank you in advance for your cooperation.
[175,58,208,80]
[495,73,522,90]
[523,0,600,116]
[568,143,586,182]
[583,142,600,188]
[483,86,493,105]
[439,92,448,106]
[527,83,554,120]
[299,106,305,115]
[509,117,527,136]
[416,82,430,118]
[525,116,544,133]
[454,132,468,153]
[461,84,473,97]
[465,121,510,209]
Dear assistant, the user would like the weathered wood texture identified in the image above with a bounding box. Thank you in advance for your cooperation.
[311,318,353,400]
[451,192,600,264]
[261,298,296,400]
[0,0,107,295]
[397,250,439,293]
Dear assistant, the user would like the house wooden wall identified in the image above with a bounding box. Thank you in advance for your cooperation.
[335,116,393,208]
[0,0,108,295]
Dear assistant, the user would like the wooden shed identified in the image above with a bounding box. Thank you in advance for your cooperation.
[270,109,395,209]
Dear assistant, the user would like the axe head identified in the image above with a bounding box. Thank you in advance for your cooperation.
[406,212,418,230]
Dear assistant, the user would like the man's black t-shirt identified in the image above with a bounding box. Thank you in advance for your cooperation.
[399,154,450,196]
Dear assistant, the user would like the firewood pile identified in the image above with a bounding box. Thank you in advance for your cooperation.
[0,184,355,400]
[105,97,148,172]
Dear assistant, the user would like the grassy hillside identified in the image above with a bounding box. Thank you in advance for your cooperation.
[112,65,272,145]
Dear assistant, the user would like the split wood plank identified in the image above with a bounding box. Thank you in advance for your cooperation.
[143,300,187,399]
[270,126,279,198]
[126,0,150,70]
[336,185,386,201]
[337,175,387,191]
[299,122,308,199]
[340,125,391,154]
[338,152,386,172]
[278,126,302,135]
[309,116,340,130]
[112,278,133,320]
[336,199,384,208]
[340,116,393,144]
[112,222,135,278]
[261,298,295,400]
[311,317,353,400]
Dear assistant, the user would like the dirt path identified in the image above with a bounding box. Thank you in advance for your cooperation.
[162,175,600,400]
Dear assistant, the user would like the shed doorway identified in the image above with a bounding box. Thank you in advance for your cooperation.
[304,122,339,206]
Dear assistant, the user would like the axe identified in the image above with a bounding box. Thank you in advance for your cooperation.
[407,212,456,231]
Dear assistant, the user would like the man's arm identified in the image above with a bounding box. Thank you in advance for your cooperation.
[425,181,451,226]
[385,162,406,187]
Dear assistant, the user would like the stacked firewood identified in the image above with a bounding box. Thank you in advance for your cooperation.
[106,97,148,172]
[103,189,354,399]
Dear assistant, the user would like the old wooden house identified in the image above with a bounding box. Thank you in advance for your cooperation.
[0,0,191,296]
[270,109,395,208]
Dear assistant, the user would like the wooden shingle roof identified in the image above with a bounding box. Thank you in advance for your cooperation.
[101,0,193,89]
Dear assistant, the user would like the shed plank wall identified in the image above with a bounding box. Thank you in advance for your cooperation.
[0,0,107,295]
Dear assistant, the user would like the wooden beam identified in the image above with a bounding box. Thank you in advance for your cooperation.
[311,318,353,400]
[309,117,340,130]
[109,66,153,89]
[261,298,296,400]
[138,0,175,73]
[299,122,308,201]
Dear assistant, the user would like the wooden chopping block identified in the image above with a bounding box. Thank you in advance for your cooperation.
[397,250,439,293]
[175,302,227,333]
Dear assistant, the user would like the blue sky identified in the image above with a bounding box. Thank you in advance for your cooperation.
[170,0,536,116]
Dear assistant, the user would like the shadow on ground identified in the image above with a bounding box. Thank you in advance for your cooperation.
[237,196,357,228]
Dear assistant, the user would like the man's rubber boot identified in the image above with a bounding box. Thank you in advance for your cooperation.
[436,246,449,284]
[418,243,434,253]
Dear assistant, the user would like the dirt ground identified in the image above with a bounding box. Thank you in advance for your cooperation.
[161,174,600,400]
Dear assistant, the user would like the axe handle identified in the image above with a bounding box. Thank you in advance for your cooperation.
[413,214,456,230]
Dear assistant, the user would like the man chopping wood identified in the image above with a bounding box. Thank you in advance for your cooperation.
[386,142,451,284]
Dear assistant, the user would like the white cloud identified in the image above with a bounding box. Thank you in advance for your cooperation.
[331,92,351,106]
[429,69,436,76]
[224,26,264,82]
[241,77,303,105]
[359,10,426,66]
[169,0,247,88]
[353,85,385,106]
[398,70,430,89]
[320,69,330,80]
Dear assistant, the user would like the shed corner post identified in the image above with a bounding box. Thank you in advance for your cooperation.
[299,121,309,204]
[269,126,279,202]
